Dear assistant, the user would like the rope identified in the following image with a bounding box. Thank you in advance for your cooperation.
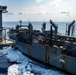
[49,46,76,62]
[0,59,9,63]
[0,53,8,58]
[50,55,62,62]
[0,53,8,63]
[63,46,76,55]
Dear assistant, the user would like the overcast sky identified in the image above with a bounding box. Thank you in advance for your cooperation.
[0,0,76,22]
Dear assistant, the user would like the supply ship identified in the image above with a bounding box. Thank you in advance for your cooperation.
[9,20,76,75]
[0,5,76,75]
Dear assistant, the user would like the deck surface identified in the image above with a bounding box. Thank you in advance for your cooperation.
[0,39,14,48]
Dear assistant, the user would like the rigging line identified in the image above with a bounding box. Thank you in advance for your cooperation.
[62,46,76,55]
[50,54,63,61]
[0,53,8,58]
[50,46,76,61]
[0,59,9,63]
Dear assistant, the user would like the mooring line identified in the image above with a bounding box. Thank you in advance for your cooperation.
[0,53,8,58]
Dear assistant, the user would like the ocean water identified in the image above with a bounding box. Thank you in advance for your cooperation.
[3,21,76,36]
[3,46,66,75]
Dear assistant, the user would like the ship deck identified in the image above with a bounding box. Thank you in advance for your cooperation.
[0,39,14,49]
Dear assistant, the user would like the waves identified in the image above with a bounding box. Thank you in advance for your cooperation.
[2,46,65,75]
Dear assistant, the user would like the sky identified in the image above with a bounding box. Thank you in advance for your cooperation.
[0,0,76,22]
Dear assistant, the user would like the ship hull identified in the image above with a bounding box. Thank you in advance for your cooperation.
[15,41,76,75]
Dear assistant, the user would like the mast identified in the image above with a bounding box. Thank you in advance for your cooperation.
[42,22,46,32]
[28,22,33,45]
[0,5,7,42]
[50,20,58,40]
[68,20,75,36]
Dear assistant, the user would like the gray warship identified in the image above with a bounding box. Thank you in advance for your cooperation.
[0,5,76,75]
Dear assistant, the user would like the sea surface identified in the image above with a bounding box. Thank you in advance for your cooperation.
[3,21,76,37]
